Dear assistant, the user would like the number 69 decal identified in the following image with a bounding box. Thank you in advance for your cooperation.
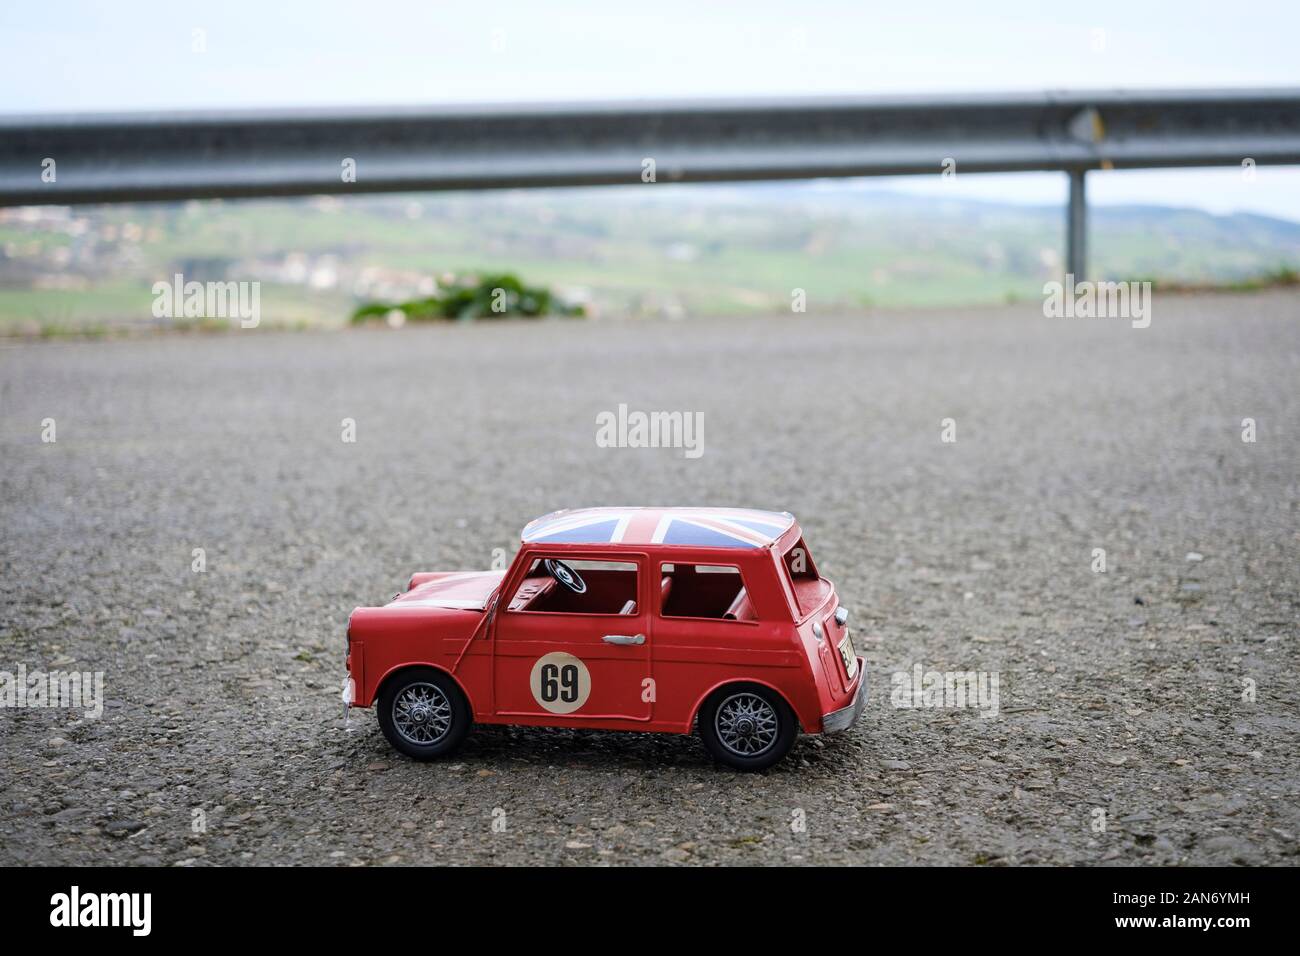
[529,652,591,714]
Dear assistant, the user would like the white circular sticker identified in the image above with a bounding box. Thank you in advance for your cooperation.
[529,652,591,714]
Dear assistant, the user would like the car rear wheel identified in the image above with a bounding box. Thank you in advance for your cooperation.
[377,668,471,760]
[699,684,796,771]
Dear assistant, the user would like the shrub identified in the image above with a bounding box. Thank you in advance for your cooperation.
[351,273,584,324]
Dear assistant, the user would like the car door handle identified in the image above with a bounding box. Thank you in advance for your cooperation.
[602,633,645,645]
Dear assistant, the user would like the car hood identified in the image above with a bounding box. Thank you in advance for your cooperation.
[391,570,506,610]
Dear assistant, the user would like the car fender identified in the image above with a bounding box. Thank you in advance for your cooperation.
[370,660,476,714]
[687,676,811,735]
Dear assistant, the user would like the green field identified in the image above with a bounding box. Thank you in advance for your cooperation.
[2,186,1298,334]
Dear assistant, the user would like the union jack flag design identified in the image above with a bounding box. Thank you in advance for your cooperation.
[521,507,794,549]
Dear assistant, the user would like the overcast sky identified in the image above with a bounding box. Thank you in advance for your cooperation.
[3,0,1299,219]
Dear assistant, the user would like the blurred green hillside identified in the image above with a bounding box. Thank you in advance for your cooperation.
[2,184,1298,334]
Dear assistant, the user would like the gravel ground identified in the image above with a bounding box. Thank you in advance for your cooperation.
[1,291,1297,866]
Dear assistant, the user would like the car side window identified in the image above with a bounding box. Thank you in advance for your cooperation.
[659,563,752,621]
[508,558,640,615]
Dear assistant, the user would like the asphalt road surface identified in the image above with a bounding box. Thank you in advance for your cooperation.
[2,291,1297,866]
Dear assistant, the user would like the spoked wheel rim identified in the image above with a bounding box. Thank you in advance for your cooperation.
[392,682,453,745]
[715,692,779,757]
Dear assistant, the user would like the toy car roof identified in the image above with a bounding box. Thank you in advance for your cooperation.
[521,507,796,550]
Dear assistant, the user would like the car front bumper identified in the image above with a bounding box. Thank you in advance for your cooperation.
[821,660,866,734]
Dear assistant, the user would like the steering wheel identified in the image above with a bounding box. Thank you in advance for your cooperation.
[543,558,587,594]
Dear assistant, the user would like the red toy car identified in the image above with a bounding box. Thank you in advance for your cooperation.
[343,507,864,770]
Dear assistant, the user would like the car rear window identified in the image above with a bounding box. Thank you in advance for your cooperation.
[781,537,830,617]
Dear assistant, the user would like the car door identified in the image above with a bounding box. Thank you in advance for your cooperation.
[491,551,653,723]
[651,560,793,727]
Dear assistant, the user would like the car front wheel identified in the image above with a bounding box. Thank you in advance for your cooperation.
[377,668,471,760]
[699,684,796,771]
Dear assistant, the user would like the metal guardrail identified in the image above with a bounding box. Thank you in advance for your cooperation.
[3,89,1300,277]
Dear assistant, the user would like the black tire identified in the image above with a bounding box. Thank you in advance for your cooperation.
[377,667,471,761]
[699,683,797,771]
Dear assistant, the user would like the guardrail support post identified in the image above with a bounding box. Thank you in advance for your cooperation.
[1066,168,1087,280]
